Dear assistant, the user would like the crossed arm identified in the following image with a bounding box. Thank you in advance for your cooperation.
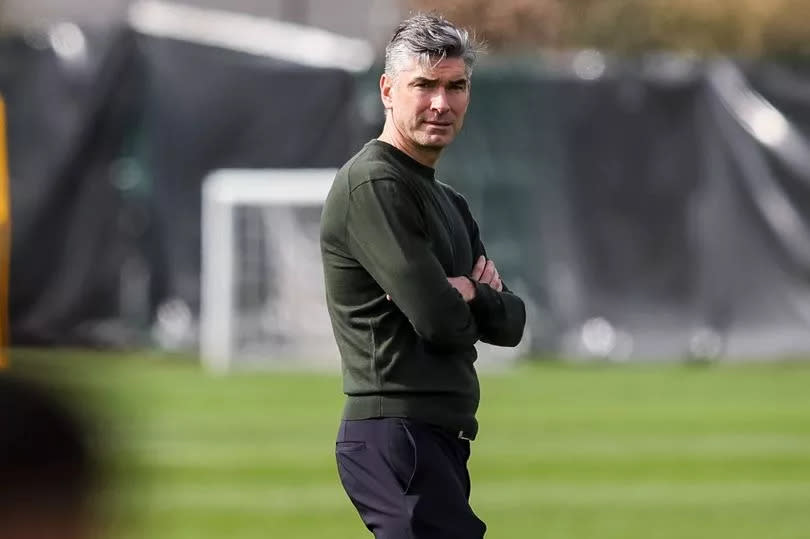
[347,178,480,349]
[447,254,525,347]
[445,192,526,348]
[348,178,525,349]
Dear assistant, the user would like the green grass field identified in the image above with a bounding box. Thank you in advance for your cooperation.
[10,350,810,539]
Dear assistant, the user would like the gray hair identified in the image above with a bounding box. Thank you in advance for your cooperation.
[384,13,483,80]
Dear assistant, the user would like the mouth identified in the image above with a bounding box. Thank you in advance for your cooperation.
[424,121,453,127]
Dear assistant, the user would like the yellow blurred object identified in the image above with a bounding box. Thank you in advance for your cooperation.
[0,98,9,369]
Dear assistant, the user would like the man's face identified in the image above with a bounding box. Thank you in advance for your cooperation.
[381,56,470,151]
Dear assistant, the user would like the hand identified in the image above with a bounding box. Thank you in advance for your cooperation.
[446,276,477,302]
[470,255,503,292]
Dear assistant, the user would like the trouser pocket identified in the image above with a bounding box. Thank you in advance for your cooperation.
[387,419,418,494]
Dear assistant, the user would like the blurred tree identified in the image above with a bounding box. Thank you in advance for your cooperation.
[761,0,810,60]
[407,0,563,49]
[405,0,810,57]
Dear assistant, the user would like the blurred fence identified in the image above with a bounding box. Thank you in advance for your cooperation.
[2,24,810,359]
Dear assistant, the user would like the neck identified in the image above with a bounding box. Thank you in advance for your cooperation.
[378,119,441,168]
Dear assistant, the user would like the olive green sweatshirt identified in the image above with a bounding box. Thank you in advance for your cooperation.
[320,139,526,439]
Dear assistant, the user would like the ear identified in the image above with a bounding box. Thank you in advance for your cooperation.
[380,73,393,110]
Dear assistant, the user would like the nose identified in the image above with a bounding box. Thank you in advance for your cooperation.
[430,89,450,114]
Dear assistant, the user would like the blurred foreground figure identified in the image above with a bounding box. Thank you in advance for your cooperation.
[321,12,526,539]
[0,376,98,539]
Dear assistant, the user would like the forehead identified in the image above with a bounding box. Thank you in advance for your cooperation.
[400,56,468,81]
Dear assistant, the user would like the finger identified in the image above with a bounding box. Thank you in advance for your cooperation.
[386,294,392,301]
[470,255,486,281]
[480,260,496,285]
[490,268,501,292]
[492,276,503,292]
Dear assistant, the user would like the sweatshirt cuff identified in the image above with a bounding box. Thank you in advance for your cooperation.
[468,279,501,319]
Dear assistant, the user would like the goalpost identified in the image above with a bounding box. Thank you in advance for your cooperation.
[200,168,339,373]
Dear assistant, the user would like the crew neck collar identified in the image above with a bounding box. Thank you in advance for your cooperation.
[370,139,436,180]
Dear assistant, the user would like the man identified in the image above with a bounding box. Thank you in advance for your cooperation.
[320,13,526,538]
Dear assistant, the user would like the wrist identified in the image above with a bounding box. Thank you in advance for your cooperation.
[465,276,478,302]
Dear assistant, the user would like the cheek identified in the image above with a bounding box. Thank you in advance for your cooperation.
[406,103,430,125]
[414,96,432,114]
[451,95,469,115]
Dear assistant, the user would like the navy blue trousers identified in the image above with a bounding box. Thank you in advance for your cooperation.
[335,418,487,538]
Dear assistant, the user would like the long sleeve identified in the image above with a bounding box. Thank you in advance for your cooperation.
[468,278,526,347]
[454,193,526,347]
[346,178,480,349]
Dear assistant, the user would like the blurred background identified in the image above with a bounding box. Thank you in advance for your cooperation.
[2,1,810,538]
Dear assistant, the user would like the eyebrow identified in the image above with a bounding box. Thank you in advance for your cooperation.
[410,77,469,86]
